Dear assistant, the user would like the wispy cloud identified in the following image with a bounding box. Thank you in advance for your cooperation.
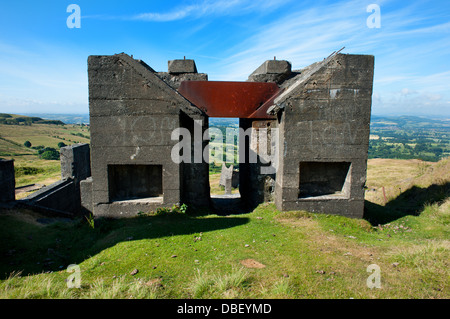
[196,0,450,116]
[210,0,367,80]
[131,0,292,22]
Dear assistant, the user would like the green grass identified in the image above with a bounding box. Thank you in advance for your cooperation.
[0,129,449,300]
[0,195,448,299]
[13,157,61,188]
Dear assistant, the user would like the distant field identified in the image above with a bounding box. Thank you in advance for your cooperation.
[369,115,450,161]
[0,114,90,189]
[0,123,89,152]
[209,172,239,195]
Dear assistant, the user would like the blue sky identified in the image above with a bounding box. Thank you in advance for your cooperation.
[0,0,449,116]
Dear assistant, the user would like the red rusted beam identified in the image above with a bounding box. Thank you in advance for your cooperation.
[178,81,279,119]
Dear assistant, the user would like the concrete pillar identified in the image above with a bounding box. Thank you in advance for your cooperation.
[168,59,198,74]
[247,59,292,83]
[0,159,15,202]
[225,178,232,195]
[60,143,91,181]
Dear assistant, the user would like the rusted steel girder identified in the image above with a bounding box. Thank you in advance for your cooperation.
[178,81,280,119]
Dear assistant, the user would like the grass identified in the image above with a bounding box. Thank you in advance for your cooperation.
[190,267,250,298]
[209,173,239,196]
[1,121,89,195]
[0,158,448,299]
[13,157,61,188]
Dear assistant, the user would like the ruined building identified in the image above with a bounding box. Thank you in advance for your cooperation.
[81,51,374,218]
[2,51,374,219]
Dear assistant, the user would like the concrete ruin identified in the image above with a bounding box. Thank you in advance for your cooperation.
[2,51,373,219]
[80,51,374,218]
[0,159,15,202]
[219,164,239,195]
[16,143,90,216]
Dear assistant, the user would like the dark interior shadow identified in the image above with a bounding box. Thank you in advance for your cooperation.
[209,195,256,215]
[0,211,249,279]
[363,181,449,225]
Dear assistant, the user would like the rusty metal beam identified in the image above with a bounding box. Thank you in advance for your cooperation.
[178,81,279,119]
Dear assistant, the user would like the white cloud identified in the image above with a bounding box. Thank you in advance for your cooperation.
[426,93,442,101]
[199,0,450,117]
[401,88,418,96]
[132,0,292,22]
[208,0,369,80]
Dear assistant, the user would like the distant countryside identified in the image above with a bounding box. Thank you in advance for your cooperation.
[0,113,448,192]
[0,113,90,191]
[369,115,449,162]
[0,112,449,299]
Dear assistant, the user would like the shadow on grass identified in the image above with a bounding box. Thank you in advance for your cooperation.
[364,181,449,225]
[209,196,259,216]
[0,211,249,279]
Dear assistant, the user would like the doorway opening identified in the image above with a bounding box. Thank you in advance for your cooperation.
[208,118,240,197]
[208,118,243,214]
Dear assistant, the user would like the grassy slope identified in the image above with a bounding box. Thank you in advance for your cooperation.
[0,120,89,189]
[0,158,448,299]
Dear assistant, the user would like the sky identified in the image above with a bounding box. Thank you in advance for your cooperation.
[0,0,449,117]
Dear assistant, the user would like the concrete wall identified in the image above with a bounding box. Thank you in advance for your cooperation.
[61,143,91,181]
[179,112,210,208]
[85,52,373,219]
[21,143,91,216]
[0,159,15,202]
[239,59,291,208]
[273,53,374,218]
[88,53,208,217]
[22,178,77,215]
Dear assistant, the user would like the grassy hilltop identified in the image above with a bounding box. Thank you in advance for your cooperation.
[0,157,447,299]
[0,113,448,299]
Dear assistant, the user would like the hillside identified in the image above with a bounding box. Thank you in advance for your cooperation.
[0,113,90,190]
[0,113,64,125]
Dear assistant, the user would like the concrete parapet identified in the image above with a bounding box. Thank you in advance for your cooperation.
[248,59,292,83]
[168,59,198,74]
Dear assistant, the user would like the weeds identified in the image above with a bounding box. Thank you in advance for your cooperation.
[271,278,295,298]
[139,203,189,216]
[85,213,95,229]
[190,267,250,298]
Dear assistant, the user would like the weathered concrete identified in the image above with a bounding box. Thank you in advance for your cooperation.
[21,143,92,216]
[0,159,15,202]
[157,72,208,90]
[80,177,93,214]
[219,164,239,195]
[61,143,91,181]
[248,59,292,84]
[168,59,198,74]
[87,53,209,217]
[21,178,76,216]
[84,51,373,219]
[271,53,374,218]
